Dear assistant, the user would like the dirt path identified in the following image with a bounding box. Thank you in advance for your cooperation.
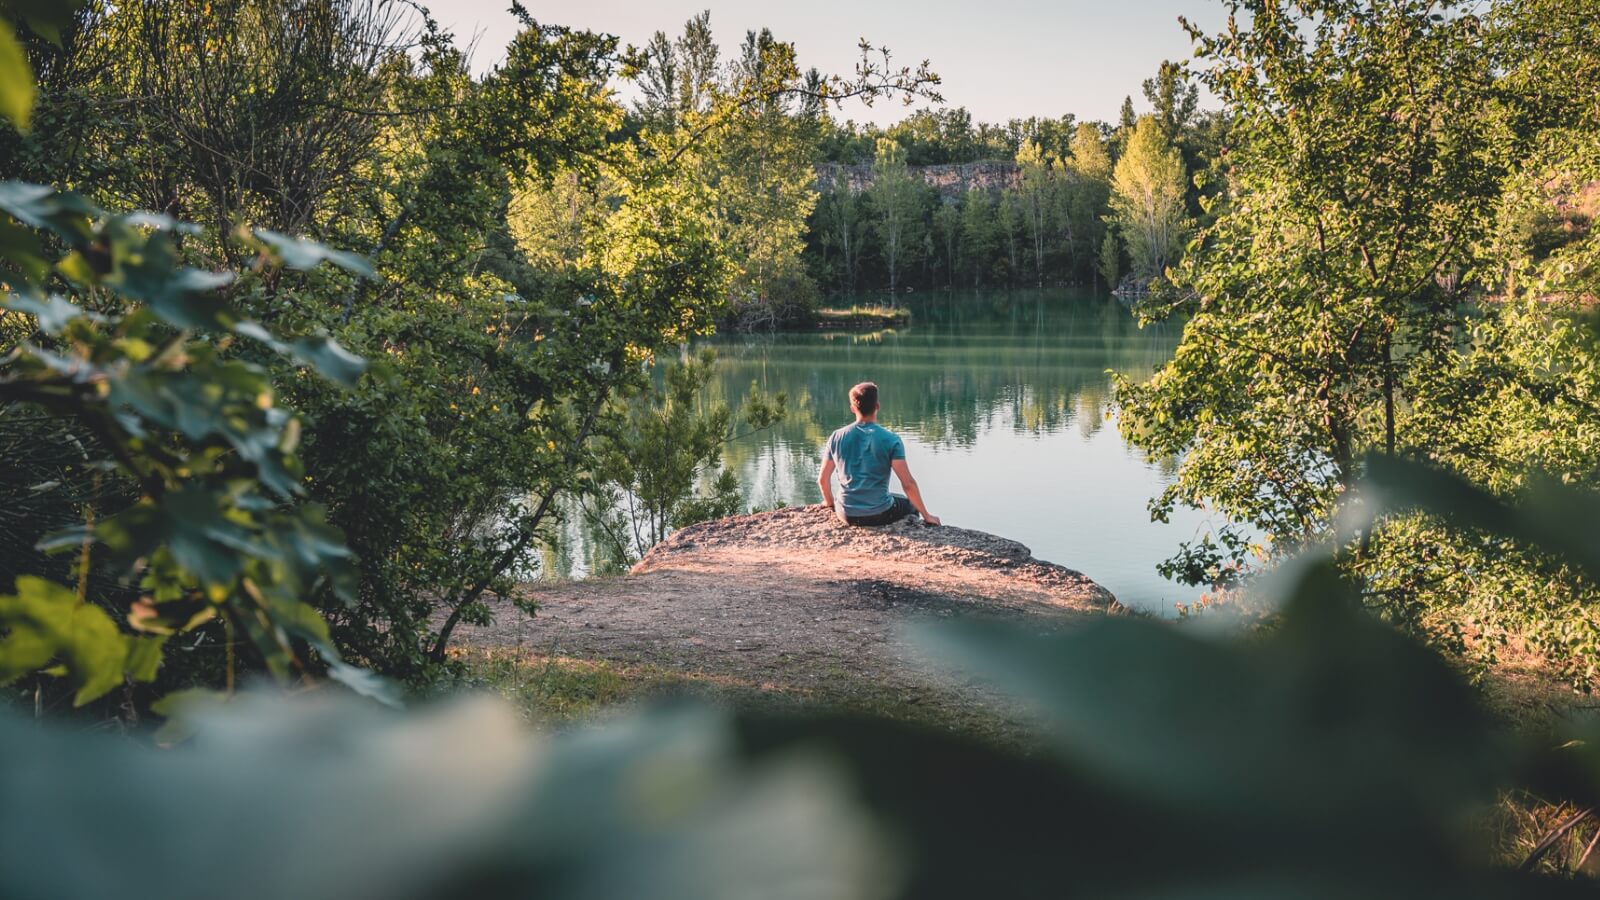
[456,506,1119,730]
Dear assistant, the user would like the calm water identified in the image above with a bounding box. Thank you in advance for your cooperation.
[556,288,1229,614]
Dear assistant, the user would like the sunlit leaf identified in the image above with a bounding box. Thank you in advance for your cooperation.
[0,292,82,332]
[253,229,376,278]
[0,19,33,131]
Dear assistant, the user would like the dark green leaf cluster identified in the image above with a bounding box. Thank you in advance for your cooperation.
[0,181,388,708]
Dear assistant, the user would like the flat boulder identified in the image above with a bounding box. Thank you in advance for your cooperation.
[457,506,1118,731]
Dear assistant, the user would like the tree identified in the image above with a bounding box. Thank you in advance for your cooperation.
[675,10,718,116]
[814,170,866,292]
[1142,60,1200,141]
[959,190,999,286]
[634,30,680,129]
[587,351,785,566]
[1108,115,1187,280]
[931,199,960,287]
[868,137,923,293]
[1063,122,1114,281]
[1098,229,1121,290]
[1014,140,1060,285]
[996,189,1023,283]
[1117,0,1517,658]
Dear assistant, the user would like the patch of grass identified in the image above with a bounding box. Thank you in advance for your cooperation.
[451,648,689,724]
[451,647,827,726]
[814,305,911,326]
[449,645,1028,746]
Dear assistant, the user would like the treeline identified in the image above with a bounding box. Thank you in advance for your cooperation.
[806,69,1228,295]
[629,15,1225,319]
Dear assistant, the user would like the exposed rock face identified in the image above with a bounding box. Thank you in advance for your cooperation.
[816,160,1022,200]
[638,506,1117,614]
[458,507,1118,729]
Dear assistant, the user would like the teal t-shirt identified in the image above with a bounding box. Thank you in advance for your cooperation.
[825,421,906,516]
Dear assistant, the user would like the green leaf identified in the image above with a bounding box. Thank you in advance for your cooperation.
[0,576,139,706]
[916,554,1502,836]
[110,264,236,331]
[0,182,97,244]
[1356,456,1600,584]
[289,333,367,387]
[0,216,47,282]
[324,653,404,709]
[124,635,166,682]
[253,229,376,278]
[149,687,229,744]
[0,19,34,132]
[1,293,84,332]
[235,322,367,387]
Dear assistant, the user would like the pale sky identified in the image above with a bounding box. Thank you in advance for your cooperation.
[430,0,1224,127]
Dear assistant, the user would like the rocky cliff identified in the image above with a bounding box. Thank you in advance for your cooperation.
[816,160,1022,200]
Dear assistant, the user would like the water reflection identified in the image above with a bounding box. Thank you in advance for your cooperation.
[558,288,1228,615]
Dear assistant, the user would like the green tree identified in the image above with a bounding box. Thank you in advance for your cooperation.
[1108,115,1187,281]
[931,199,961,287]
[868,136,924,294]
[1141,60,1200,141]
[1118,0,1524,659]
[1014,140,1061,285]
[959,190,999,287]
[1098,229,1122,291]
[0,12,388,707]
[1064,121,1114,282]
[634,30,680,129]
[813,170,866,292]
[587,350,785,566]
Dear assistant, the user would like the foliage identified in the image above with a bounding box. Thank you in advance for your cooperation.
[586,350,786,567]
[12,459,1600,896]
[867,137,926,294]
[632,12,940,327]
[1,0,940,685]
[1117,0,1600,684]
[1108,115,1189,281]
[0,179,388,708]
[802,66,1218,294]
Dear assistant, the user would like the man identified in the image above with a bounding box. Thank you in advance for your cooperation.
[817,382,941,527]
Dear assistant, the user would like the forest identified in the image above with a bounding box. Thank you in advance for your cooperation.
[4,0,1600,896]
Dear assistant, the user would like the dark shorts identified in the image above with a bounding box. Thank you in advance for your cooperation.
[840,494,917,527]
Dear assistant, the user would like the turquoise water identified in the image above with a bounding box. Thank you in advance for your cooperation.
[699,288,1226,615]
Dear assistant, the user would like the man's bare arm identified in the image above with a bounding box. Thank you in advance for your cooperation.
[818,456,836,509]
[891,458,940,526]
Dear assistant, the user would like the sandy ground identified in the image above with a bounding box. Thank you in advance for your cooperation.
[455,505,1119,727]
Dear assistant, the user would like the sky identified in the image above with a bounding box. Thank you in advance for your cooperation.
[429,1,1225,127]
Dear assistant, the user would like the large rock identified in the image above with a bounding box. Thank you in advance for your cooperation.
[457,506,1118,730]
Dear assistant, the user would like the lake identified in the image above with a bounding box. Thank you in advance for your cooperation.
[547,288,1224,613]
[628,288,1227,615]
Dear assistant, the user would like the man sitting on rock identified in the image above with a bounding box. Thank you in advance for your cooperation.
[817,381,941,527]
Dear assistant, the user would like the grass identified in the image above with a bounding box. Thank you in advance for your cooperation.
[450,644,1028,745]
[813,305,912,326]
[452,647,697,725]
[450,646,823,727]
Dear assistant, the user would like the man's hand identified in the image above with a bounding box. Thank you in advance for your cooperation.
[817,457,836,512]
[922,514,941,527]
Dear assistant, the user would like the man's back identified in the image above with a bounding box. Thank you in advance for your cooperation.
[825,421,904,517]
